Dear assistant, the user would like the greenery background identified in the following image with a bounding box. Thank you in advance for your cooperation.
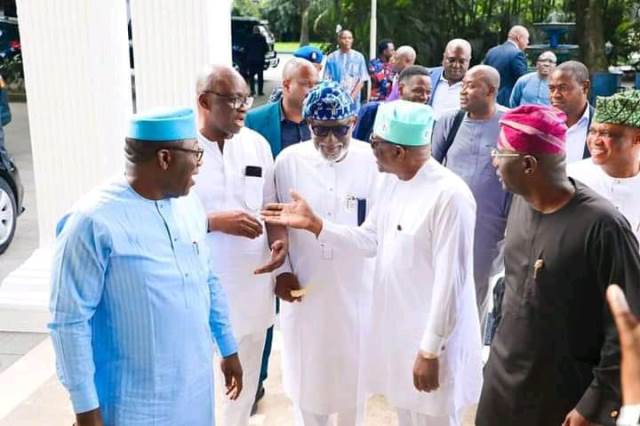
[233,0,640,71]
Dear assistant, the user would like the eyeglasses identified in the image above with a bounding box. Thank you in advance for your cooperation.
[203,90,254,110]
[311,125,351,138]
[490,148,521,158]
[162,146,205,162]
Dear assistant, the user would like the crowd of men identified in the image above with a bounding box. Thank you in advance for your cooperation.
[47,24,640,426]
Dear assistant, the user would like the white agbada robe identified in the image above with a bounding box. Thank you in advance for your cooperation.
[274,140,379,416]
[318,159,483,417]
[568,159,640,244]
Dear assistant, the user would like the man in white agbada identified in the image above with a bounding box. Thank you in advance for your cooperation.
[193,65,289,426]
[262,100,483,426]
[273,80,379,426]
[568,89,640,243]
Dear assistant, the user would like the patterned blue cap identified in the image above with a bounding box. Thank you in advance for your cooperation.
[293,46,324,64]
[128,107,197,142]
[303,81,356,121]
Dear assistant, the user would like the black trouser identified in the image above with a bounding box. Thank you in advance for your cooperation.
[247,62,264,95]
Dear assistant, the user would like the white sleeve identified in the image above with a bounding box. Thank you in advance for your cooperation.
[420,189,476,355]
[318,201,379,257]
[273,154,293,276]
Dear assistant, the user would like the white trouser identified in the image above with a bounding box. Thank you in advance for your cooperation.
[294,406,359,426]
[215,331,267,426]
[396,408,462,426]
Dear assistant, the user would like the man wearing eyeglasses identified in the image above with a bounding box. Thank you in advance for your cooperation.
[49,108,242,426]
[478,104,640,426]
[509,51,557,107]
[429,39,472,118]
[193,65,288,426]
[270,81,378,426]
[431,65,511,326]
[568,90,640,244]
[262,100,483,426]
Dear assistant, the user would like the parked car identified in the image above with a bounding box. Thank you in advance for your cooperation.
[0,145,23,254]
[0,16,20,60]
[231,16,279,71]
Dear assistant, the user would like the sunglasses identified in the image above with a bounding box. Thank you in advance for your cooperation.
[311,125,351,138]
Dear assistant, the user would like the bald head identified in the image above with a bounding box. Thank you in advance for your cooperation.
[445,39,472,57]
[442,39,472,83]
[196,64,250,141]
[282,57,317,81]
[508,25,530,50]
[468,65,500,91]
[196,64,245,96]
[281,58,319,110]
[392,45,416,73]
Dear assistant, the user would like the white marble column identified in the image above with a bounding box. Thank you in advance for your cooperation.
[129,0,232,111]
[0,0,132,331]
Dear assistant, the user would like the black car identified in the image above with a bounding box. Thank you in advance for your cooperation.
[0,146,23,254]
[231,17,279,71]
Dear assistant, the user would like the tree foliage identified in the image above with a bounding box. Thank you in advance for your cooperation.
[233,0,640,70]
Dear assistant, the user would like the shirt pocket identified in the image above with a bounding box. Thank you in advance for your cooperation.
[243,175,264,212]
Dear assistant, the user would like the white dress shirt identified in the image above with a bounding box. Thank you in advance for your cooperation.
[193,127,277,339]
[431,74,462,119]
[568,158,640,244]
[565,104,591,163]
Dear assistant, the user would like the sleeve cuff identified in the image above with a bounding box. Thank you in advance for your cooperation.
[618,404,640,426]
[576,386,621,425]
[69,381,99,414]
[215,330,238,358]
[317,220,338,244]
[419,331,447,356]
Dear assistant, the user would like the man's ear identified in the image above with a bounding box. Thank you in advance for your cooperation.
[197,93,210,111]
[156,149,172,171]
[282,78,291,93]
[522,154,538,175]
[582,80,591,96]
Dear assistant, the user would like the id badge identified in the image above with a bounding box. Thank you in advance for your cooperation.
[345,194,357,212]
[321,243,333,260]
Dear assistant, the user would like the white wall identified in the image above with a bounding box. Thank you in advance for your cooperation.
[17,0,132,246]
[130,0,232,111]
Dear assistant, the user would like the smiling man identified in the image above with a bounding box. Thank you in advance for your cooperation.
[478,104,640,426]
[193,64,288,426]
[272,80,379,426]
[262,100,483,426]
[49,108,241,426]
[568,90,640,243]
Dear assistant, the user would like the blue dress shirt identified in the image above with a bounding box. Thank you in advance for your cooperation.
[49,178,237,425]
[509,72,550,107]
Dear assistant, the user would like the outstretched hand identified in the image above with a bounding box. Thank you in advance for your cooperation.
[261,190,322,236]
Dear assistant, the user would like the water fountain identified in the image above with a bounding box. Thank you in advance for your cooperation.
[526,12,579,64]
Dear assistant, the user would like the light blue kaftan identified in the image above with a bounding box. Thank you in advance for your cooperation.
[49,178,237,425]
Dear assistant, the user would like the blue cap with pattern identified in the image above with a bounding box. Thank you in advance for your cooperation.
[303,81,356,121]
[294,46,324,64]
[128,107,197,142]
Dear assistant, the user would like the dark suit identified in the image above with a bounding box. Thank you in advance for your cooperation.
[427,66,445,107]
[244,101,283,157]
[483,41,528,106]
[353,101,380,142]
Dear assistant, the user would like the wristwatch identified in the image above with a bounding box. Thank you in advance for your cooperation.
[617,404,640,426]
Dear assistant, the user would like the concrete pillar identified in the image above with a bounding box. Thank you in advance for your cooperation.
[18,0,132,246]
[130,0,232,111]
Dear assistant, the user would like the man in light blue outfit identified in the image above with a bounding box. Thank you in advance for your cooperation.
[323,29,369,111]
[509,51,556,107]
[49,107,242,426]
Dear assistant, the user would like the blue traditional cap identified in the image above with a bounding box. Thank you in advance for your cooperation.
[127,107,197,142]
[293,45,324,64]
[303,81,356,121]
[372,100,435,146]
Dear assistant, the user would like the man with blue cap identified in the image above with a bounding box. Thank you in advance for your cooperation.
[49,107,242,425]
[262,100,483,426]
[294,45,324,72]
[272,80,378,426]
